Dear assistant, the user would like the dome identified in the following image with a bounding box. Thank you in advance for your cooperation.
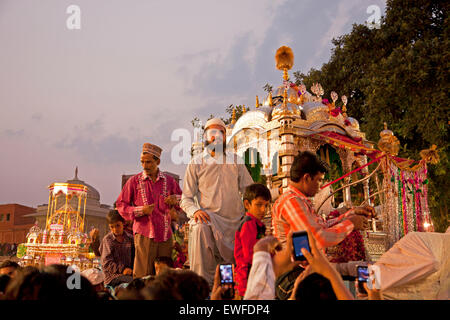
[254,106,273,119]
[302,101,329,121]
[264,85,303,107]
[66,168,101,201]
[380,123,394,138]
[271,102,302,120]
[347,117,360,131]
[229,110,269,137]
[272,86,301,105]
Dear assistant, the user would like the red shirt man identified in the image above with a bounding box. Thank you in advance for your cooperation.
[116,143,182,277]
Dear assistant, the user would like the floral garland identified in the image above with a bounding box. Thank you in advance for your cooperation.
[401,171,409,235]
[171,227,187,268]
[322,98,342,117]
[326,210,366,263]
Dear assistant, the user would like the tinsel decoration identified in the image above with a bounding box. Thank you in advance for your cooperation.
[401,171,408,235]
[397,168,404,238]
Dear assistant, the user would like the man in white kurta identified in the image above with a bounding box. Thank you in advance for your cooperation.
[181,118,253,286]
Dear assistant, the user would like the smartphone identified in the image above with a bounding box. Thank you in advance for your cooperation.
[219,264,234,299]
[219,264,234,284]
[357,265,369,294]
[292,231,310,261]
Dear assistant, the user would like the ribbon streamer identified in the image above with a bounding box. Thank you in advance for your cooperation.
[321,154,386,190]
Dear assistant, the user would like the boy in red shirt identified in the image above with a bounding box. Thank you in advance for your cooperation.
[234,183,271,297]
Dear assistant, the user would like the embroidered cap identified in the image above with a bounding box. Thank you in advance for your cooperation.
[141,143,162,159]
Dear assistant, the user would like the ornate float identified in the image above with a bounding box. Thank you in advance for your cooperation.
[19,181,99,269]
[191,46,437,261]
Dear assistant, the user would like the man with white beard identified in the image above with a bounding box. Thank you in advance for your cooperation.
[181,118,254,287]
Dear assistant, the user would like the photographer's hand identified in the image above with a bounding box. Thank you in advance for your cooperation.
[211,265,223,300]
[301,230,354,300]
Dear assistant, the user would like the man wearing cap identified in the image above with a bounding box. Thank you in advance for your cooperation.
[116,143,182,278]
[181,118,254,286]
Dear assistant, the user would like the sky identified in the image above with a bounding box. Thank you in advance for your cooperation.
[0,0,386,208]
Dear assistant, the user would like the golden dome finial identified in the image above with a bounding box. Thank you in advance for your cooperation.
[243,105,247,113]
[282,88,288,108]
[231,107,236,125]
[268,92,273,107]
[256,95,260,108]
[275,46,294,81]
[378,122,400,156]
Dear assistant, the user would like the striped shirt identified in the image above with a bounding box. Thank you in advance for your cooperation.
[99,231,134,285]
[272,185,354,249]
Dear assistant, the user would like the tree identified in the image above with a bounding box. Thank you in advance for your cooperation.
[295,0,449,231]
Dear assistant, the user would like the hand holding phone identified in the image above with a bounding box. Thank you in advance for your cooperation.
[356,265,369,294]
[292,231,310,261]
[219,264,235,300]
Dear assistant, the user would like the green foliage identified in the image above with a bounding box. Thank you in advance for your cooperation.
[296,0,449,231]
[16,243,26,258]
[263,83,273,93]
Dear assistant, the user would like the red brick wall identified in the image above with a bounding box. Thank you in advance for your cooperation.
[0,204,36,244]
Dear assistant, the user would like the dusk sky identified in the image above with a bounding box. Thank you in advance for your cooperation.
[0,0,386,208]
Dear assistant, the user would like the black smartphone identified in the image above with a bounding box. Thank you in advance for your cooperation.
[357,265,369,294]
[292,231,310,261]
[219,264,234,299]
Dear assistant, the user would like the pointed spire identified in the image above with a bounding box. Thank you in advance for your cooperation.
[268,92,273,107]
[256,96,260,108]
[283,68,289,82]
[231,107,236,125]
[282,88,288,109]
[75,166,79,180]
[242,105,247,113]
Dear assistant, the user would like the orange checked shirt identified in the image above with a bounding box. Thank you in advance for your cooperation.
[272,185,354,249]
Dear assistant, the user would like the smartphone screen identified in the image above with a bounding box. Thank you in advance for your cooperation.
[219,264,233,284]
[292,231,310,261]
[357,266,369,282]
[357,266,369,294]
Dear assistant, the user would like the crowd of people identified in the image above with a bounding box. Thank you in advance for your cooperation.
[0,118,447,301]
[0,243,17,257]
[0,231,383,301]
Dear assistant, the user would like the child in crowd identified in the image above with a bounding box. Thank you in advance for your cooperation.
[100,210,134,287]
[234,183,271,298]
